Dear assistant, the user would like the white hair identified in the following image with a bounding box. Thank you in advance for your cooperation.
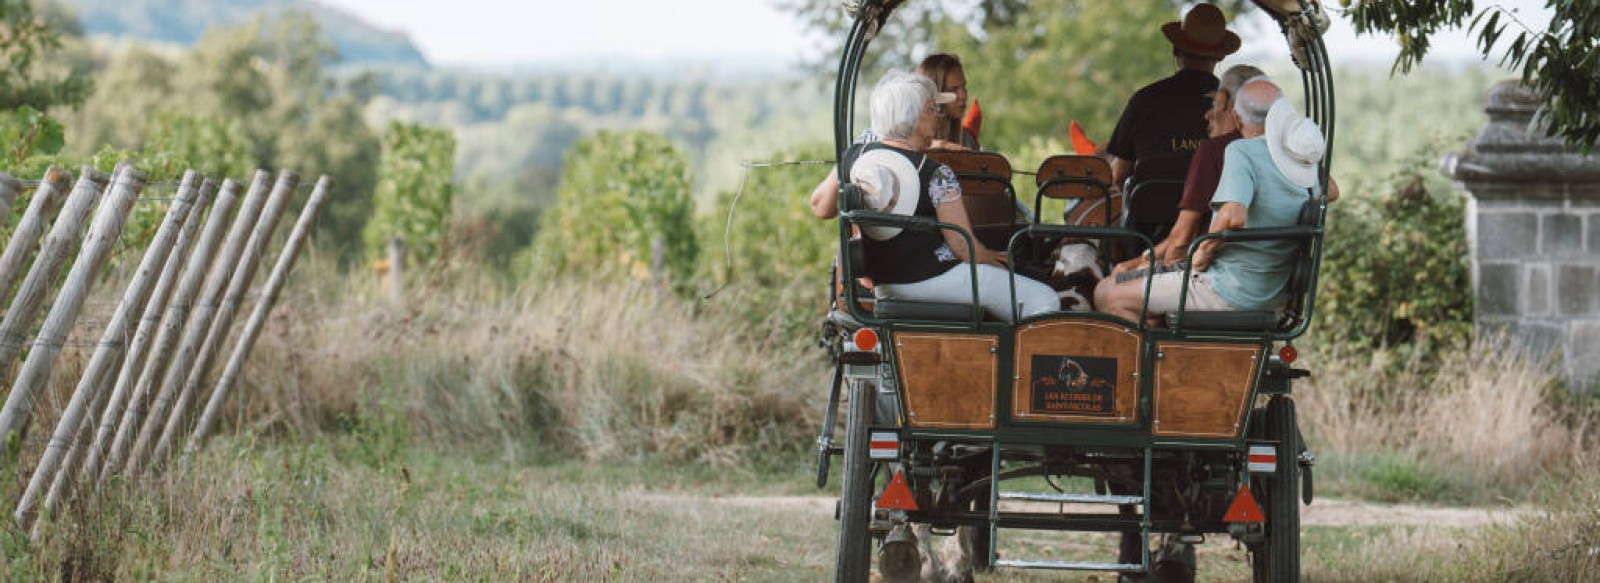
[870,70,935,142]
[1233,76,1278,126]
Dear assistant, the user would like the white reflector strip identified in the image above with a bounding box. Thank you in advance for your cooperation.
[869,431,899,460]
[1248,444,1277,473]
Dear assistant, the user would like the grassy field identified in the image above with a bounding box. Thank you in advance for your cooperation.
[9,437,1595,581]
[3,273,1597,581]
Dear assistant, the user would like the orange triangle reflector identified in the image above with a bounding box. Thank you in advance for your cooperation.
[1223,484,1265,523]
[878,470,919,511]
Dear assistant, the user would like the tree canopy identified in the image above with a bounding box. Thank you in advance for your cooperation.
[1348,0,1598,148]
[786,0,1599,148]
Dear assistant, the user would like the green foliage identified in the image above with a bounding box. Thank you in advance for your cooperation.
[933,0,1177,150]
[0,0,91,111]
[1348,0,1600,149]
[60,12,381,260]
[0,105,64,169]
[140,112,256,179]
[698,143,838,339]
[1317,144,1473,356]
[528,131,699,287]
[364,121,456,266]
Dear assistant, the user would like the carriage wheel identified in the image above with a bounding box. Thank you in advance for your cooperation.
[833,378,876,583]
[1251,396,1301,583]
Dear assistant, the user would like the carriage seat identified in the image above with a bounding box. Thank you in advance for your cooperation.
[1163,198,1322,333]
[872,299,988,322]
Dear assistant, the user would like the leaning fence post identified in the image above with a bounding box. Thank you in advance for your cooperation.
[123,170,274,476]
[97,179,242,484]
[14,170,198,530]
[0,166,145,445]
[0,168,107,374]
[386,237,405,304]
[187,176,331,458]
[149,170,298,468]
[0,172,20,224]
[0,167,70,311]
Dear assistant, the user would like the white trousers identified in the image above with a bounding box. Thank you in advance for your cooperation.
[875,263,1058,323]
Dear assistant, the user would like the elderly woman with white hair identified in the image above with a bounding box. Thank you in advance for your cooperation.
[811,70,1057,322]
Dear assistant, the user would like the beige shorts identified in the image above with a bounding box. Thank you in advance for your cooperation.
[1143,271,1237,313]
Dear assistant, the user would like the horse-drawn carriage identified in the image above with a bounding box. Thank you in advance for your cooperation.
[813,1,1335,581]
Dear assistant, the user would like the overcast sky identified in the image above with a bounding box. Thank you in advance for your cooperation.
[315,0,1551,68]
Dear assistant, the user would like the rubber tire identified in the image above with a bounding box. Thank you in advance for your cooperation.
[834,378,876,583]
[1251,396,1301,583]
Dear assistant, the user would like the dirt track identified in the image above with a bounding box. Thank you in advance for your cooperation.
[657,494,1534,528]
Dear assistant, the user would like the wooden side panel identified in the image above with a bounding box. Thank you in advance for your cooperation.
[1012,320,1141,424]
[895,332,998,430]
[1152,342,1262,438]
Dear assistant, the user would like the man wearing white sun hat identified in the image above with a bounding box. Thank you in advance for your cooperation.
[1095,77,1331,321]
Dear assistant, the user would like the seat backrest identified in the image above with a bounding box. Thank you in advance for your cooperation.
[1037,155,1119,227]
[1125,155,1190,225]
[1035,155,1113,200]
[927,149,1017,228]
[1279,197,1324,325]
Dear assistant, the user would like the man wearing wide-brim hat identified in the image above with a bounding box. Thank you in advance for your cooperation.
[1105,2,1242,191]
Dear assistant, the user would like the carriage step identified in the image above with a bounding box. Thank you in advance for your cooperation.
[999,492,1143,505]
[994,559,1146,572]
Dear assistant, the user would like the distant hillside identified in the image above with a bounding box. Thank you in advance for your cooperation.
[51,0,429,68]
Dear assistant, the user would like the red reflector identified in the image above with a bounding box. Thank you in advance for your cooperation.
[853,328,879,352]
[1223,484,1265,523]
[1248,453,1276,465]
[878,471,918,511]
[1279,344,1298,364]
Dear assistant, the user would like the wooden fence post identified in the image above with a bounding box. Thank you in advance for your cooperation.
[14,171,199,529]
[187,176,331,457]
[0,165,145,444]
[51,177,216,509]
[0,167,70,311]
[386,237,404,304]
[0,172,19,225]
[122,170,272,477]
[0,168,107,374]
[149,170,298,467]
[96,179,243,484]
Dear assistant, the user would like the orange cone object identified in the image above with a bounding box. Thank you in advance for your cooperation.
[1070,120,1097,155]
[962,99,982,140]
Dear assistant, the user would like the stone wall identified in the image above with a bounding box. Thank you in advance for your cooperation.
[1442,80,1600,391]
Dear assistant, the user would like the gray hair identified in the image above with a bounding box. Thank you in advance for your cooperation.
[870,70,935,142]
[1233,76,1277,126]
[1218,65,1265,99]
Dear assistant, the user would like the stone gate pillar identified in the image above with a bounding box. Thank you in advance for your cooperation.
[1441,80,1600,391]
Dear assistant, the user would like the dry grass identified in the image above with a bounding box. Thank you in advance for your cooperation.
[4,264,1600,581]
[1296,335,1592,503]
[234,258,825,467]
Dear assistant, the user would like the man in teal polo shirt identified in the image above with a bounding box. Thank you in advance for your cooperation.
[1095,77,1328,321]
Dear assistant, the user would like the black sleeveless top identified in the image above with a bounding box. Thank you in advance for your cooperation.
[851,143,960,285]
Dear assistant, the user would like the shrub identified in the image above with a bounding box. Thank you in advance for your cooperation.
[1316,143,1472,358]
[527,131,699,289]
[364,120,457,266]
